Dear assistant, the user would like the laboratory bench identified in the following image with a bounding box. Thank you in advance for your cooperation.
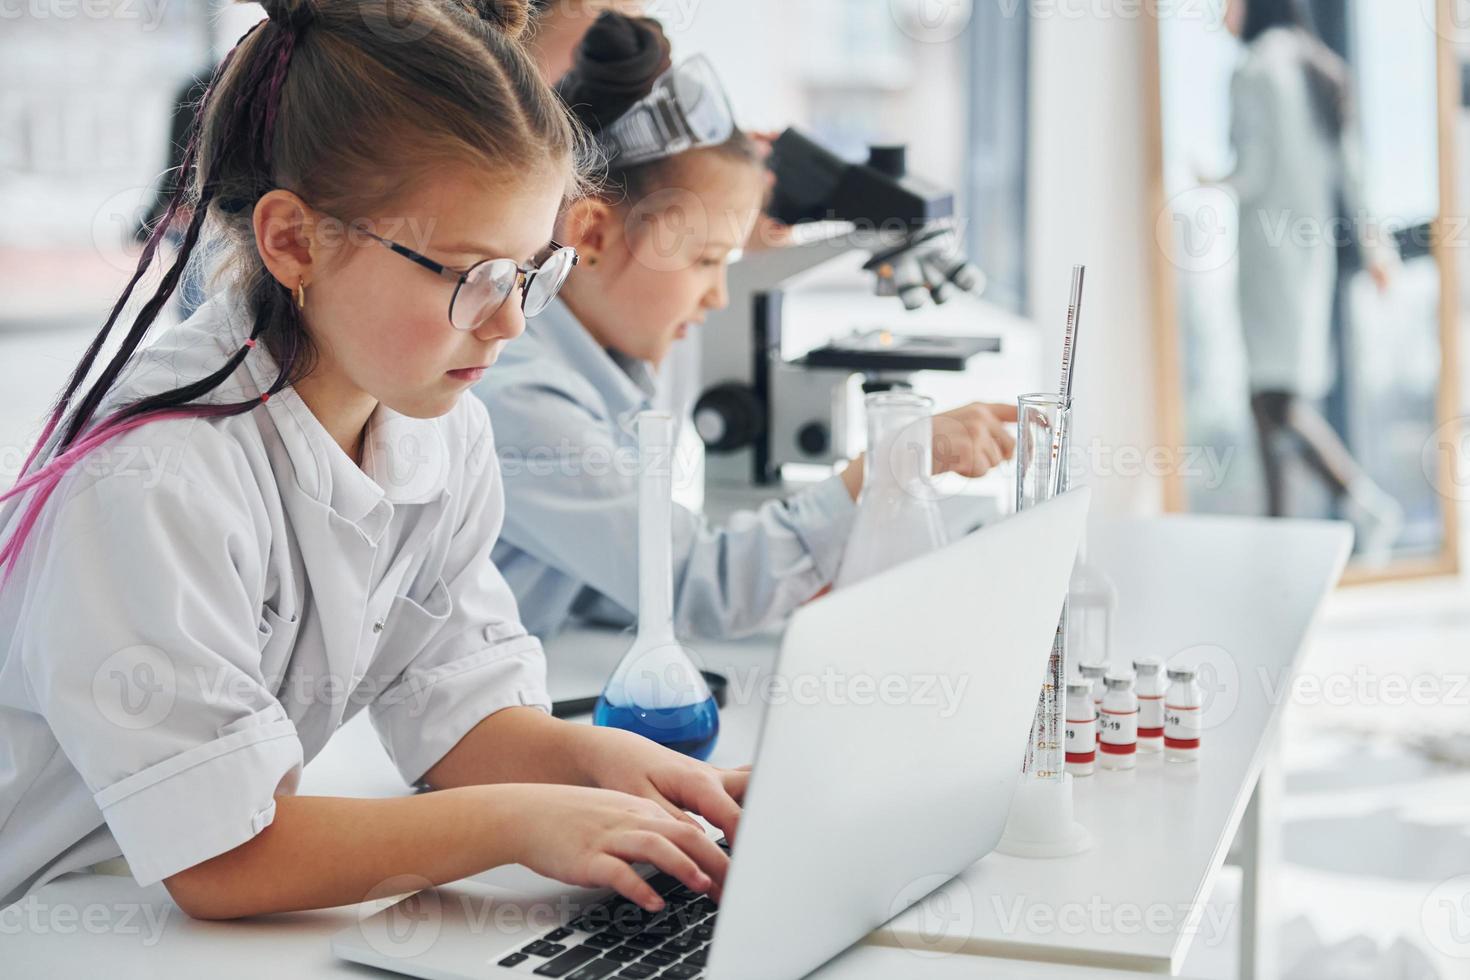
[5,514,1349,979]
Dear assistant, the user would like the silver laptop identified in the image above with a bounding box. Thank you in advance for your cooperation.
[332,488,1089,980]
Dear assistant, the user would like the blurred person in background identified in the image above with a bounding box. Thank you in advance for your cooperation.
[1208,0,1402,554]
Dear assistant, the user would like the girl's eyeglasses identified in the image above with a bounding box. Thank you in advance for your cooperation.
[360,229,578,331]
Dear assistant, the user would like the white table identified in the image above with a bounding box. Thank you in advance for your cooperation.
[2,871,1198,980]
[5,515,1348,979]
[871,515,1350,976]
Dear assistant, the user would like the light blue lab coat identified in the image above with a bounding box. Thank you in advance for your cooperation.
[1224,26,1374,399]
[474,299,856,641]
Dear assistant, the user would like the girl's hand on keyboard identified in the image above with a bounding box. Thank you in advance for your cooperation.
[506,784,729,912]
[571,725,749,847]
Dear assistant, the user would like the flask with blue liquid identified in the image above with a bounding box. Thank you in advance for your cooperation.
[594,412,719,759]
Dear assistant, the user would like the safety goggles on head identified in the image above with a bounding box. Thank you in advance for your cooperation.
[601,54,736,166]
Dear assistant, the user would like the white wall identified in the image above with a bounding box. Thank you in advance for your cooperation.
[1027,4,1164,516]
[661,0,968,194]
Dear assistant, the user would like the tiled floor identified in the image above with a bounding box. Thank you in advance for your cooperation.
[1269,577,1470,978]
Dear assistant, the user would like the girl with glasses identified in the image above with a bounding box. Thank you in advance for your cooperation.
[0,0,744,921]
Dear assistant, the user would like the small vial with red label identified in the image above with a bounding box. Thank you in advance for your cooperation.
[1064,680,1097,777]
[1133,657,1166,753]
[1165,665,1202,763]
[1098,671,1138,770]
[1078,661,1107,709]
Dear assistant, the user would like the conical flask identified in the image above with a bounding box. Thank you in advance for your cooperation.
[594,412,719,759]
[833,391,948,590]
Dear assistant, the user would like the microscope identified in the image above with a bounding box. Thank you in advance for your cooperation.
[692,128,1007,490]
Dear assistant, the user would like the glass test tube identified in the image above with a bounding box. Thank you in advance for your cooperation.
[1015,392,1071,781]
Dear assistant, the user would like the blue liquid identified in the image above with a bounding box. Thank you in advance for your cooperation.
[593,696,720,760]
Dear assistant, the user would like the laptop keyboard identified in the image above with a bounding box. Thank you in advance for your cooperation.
[494,837,728,979]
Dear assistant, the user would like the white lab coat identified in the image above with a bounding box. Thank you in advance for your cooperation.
[1223,26,1363,399]
[0,291,549,908]
[473,299,856,641]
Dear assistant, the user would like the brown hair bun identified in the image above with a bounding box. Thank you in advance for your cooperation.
[554,11,671,135]
[458,0,532,40]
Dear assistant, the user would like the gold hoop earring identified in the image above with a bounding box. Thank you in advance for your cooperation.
[294,279,307,310]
